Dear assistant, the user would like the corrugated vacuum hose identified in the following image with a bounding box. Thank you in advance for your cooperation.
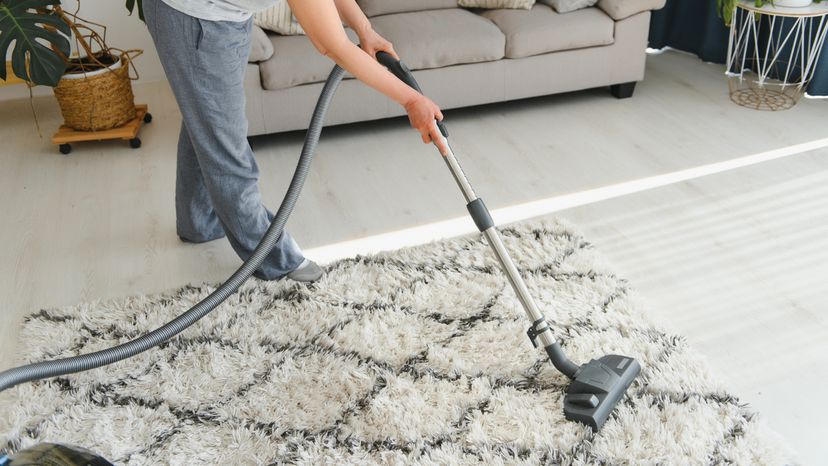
[2,52,640,433]
[0,65,347,392]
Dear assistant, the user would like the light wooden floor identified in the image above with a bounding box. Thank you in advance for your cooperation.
[1,50,826,463]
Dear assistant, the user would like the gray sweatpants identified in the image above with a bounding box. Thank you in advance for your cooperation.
[144,0,303,279]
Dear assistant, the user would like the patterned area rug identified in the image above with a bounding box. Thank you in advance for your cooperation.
[1,219,794,465]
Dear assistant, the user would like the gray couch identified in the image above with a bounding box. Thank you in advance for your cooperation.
[244,0,665,136]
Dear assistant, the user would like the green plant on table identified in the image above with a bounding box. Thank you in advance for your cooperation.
[718,0,824,25]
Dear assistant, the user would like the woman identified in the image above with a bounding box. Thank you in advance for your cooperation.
[142,0,447,282]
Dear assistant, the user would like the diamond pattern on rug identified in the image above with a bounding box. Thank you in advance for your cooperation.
[0,219,795,465]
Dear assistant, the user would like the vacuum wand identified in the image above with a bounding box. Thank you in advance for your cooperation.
[376,51,641,431]
[439,137,581,378]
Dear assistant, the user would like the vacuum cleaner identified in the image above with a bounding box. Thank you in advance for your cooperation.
[0,53,639,464]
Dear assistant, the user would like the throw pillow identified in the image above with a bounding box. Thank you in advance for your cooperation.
[540,0,598,13]
[358,0,457,17]
[458,0,535,10]
[254,1,304,35]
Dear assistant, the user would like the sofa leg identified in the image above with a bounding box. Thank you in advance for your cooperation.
[610,82,636,99]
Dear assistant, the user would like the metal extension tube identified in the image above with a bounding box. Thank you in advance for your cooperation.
[370,53,579,376]
[439,139,580,379]
[384,49,641,430]
[373,51,580,378]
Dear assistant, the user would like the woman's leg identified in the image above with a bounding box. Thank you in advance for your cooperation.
[176,121,225,243]
[143,0,304,278]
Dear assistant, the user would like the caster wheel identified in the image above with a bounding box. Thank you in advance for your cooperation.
[59,144,72,155]
[129,138,142,149]
[143,112,153,123]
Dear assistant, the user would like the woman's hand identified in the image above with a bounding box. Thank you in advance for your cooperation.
[357,27,398,60]
[359,27,448,155]
[404,94,449,156]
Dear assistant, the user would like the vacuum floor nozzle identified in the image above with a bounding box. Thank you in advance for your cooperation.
[563,354,641,430]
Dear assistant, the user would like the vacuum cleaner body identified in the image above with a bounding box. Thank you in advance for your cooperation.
[0,443,113,466]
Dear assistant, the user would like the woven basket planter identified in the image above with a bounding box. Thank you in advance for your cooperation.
[54,53,137,132]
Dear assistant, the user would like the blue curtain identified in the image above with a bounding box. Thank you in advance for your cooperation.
[648,0,828,96]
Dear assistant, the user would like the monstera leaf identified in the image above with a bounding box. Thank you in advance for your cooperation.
[125,0,144,21]
[0,0,70,87]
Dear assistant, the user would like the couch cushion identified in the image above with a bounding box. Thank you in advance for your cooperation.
[259,29,358,91]
[370,9,505,70]
[597,0,665,20]
[480,5,613,59]
[357,0,457,17]
[248,25,274,62]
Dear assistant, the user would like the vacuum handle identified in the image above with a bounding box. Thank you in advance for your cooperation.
[376,51,449,138]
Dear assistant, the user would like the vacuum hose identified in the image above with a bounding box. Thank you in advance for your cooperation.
[0,65,347,392]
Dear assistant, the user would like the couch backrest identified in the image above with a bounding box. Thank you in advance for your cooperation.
[357,0,458,17]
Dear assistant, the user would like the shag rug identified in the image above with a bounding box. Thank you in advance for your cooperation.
[1,219,794,465]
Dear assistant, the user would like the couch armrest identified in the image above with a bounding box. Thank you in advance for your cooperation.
[597,0,665,21]
[249,25,274,62]
[245,64,267,135]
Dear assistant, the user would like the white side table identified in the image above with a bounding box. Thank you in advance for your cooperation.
[726,0,828,110]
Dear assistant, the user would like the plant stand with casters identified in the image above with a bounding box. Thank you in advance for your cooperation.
[726,0,828,110]
[51,104,152,155]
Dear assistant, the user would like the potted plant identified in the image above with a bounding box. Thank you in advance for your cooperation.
[0,0,142,132]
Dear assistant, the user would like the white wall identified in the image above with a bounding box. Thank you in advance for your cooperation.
[0,0,164,101]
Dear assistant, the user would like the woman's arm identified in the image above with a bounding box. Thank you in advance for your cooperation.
[287,0,448,154]
[332,0,371,37]
[332,0,398,59]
